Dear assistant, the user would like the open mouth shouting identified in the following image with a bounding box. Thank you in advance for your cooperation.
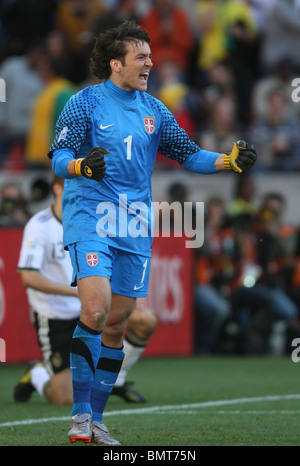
[139,71,150,84]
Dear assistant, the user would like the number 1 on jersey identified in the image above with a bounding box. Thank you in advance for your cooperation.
[140,259,148,284]
[124,135,132,160]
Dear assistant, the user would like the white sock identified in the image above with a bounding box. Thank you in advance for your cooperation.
[30,365,50,397]
[114,338,145,387]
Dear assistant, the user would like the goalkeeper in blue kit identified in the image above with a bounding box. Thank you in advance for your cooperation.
[48,20,257,445]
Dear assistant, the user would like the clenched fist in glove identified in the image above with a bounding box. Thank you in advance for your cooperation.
[74,146,109,181]
[224,140,257,174]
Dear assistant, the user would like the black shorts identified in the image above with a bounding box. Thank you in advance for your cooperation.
[34,312,78,375]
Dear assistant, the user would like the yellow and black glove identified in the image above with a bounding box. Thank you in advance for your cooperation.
[224,140,257,173]
[75,146,109,181]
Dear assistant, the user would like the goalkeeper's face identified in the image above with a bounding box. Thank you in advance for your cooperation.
[116,40,153,92]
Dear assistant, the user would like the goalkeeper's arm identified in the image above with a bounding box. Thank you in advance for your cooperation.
[222,140,257,173]
[52,146,109,181]
[73,146,109,181]
[183,140,257,174]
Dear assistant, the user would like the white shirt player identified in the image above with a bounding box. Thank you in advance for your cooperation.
[18,206,81,320]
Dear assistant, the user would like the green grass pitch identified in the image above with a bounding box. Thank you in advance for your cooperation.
[1,355,300,446]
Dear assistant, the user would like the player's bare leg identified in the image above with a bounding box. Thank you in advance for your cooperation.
[78,275,111,331]
[14,363,73,405]
[111,298,157,402]
[44,369,73,405]
[102,293,136,348]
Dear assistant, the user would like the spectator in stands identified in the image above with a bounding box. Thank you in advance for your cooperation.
[195,0,258,72]
[158,181,197,233]
[55,0,106,83]
[199,96,241,154]
[287,227,300,314]
[0,0,57,57]
[0,183,30,227]
[0,42,45,167]
[93,0,139,35]
[195,0,259,124]
[194,196,232,353]
[202,61,236,109]
[260,0,300,74]
[25,54,77,170]
[152,61,200,170]
[244,0,276,37]
[227,174,257,219]
[157,62,197,139]
[45,29,75,83]
[284,224,300,353]
[261,190,300,311]
[261,191,297,254]
[139,0,195,92]
[230,200,298,354]
[249,87,300,171]
[252,58,300,126]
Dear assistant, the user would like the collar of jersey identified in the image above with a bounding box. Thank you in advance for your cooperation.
[104,79,137,103]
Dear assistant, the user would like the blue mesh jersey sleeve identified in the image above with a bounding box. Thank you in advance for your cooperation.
[47,86,101,159]
[149,97,200,165]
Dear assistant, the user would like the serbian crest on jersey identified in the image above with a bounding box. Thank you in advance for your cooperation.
[143,116,155,134]
[86,252,98,266]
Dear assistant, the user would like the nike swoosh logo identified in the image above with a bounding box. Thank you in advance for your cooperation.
[100,381,115,386]
[100,123,115,130]
[134,284,144,291]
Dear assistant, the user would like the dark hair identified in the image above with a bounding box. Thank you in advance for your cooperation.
[91,20,150,80]
[262,192,286,206]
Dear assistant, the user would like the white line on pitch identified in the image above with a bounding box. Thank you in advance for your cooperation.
[1,394,300,428]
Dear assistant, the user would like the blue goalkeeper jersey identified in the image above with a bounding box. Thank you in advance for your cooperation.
[48,79,217,256]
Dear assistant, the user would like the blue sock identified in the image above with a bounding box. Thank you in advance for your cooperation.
[91,343,124,423]
[70,321,102,416]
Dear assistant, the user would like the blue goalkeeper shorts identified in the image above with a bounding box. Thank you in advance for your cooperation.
[68,240,150,298]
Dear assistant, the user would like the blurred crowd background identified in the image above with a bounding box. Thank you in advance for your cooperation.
[0,0,300,356]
